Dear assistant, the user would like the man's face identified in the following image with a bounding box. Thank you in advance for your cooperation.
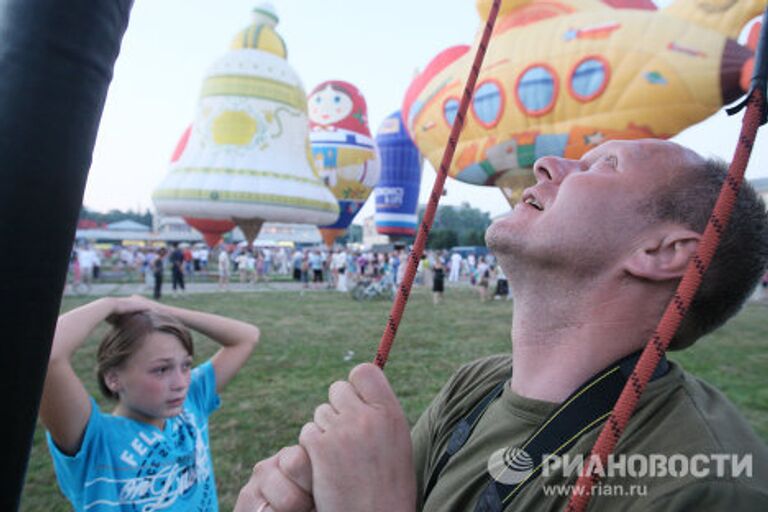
[486,139,702,274]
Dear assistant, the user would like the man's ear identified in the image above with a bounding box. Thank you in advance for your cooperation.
[625,228,700,281]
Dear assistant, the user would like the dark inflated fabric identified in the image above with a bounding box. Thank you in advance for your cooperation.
[0,1,133,508]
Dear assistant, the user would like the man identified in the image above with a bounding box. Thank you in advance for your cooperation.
[183,244,194,278]
[309,250,323,288]
[75,243,96,293]
[152,247,166,300]
[169,243,186,297]
[450,251,463,282]
[236,140,768,511]
[218,245,231,290]
[392,250,402,285]
[332,248,349,291]
[200,245,210,270]
[263,247,273,279]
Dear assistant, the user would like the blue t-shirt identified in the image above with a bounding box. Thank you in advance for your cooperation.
[309,253,323,270]
[47,361,221,512]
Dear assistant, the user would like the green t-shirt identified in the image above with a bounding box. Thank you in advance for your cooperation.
[412,355,768,511]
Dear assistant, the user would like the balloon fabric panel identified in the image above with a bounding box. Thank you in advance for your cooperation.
[402,0,762,203]
[374,112,423,237]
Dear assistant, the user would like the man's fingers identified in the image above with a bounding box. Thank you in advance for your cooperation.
[239,450,313,512]
[313,403,337,432]
[234,455,278,512]
[348,363,399,407]
[328,380,364,412]
[261,464,314,512]
[298,422,323,452]
[278,445,312,493]
[234,478,260,512]
[251,453,280,478]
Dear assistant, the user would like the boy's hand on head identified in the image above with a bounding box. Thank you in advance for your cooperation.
[105,295,155,323]
[235,445,314,512]
[299,363,417,512]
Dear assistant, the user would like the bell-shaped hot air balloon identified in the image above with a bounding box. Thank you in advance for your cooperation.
[374,111,423,239]
[402,0,762,205]
[153,3,339,244]
[308,80,380,247]
[167,125,237,247]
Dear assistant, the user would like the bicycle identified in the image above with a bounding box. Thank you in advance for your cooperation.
[351,277,396,301]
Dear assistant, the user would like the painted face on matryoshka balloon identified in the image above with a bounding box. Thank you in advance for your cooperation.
[308,84,353,126]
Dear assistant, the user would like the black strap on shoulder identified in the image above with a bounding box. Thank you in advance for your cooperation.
[423,377,508,503]
[473,353,668,512]
[420,351,668,511]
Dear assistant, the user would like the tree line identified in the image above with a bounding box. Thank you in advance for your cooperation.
[418,202,491,250]
[78,203,489,250]
[79,206,153,227]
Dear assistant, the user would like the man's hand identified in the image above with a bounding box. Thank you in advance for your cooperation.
[235,445,314,512]
[299,363,417,512]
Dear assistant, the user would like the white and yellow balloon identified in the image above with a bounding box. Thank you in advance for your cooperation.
[153,3,339,244]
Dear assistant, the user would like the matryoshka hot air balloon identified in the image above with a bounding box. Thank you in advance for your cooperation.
[374,111,423,239]
[153,3,339,244]
[308,80,380,247]
[402,0,763,205]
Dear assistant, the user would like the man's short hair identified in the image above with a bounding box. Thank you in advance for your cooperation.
[641,158,768,350]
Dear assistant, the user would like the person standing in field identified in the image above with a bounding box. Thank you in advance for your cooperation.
[236,250,249,284]
[169,243,186,298]
[432,257,445,305]
[218,245,231,291]
[152,248,166,300]
[475,256,490,302]
[449,251,462,282]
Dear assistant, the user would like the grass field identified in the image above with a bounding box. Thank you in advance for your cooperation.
[19,288,768,510]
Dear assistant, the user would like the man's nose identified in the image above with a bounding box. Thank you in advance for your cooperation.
[532,156,578,184]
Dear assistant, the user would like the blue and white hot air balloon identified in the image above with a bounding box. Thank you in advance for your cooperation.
[374,111,423,239]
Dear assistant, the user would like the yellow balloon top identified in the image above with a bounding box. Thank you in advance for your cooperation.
[230,3,286,58]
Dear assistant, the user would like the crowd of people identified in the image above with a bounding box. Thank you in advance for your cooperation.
[66,234,768,309]
[67,242,516,303]
[67,244,299,298]
[245,246,512,302]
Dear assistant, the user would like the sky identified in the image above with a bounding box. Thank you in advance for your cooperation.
[83,0,768,222]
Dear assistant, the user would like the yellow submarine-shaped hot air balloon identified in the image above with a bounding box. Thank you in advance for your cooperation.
[401,0,764,204]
